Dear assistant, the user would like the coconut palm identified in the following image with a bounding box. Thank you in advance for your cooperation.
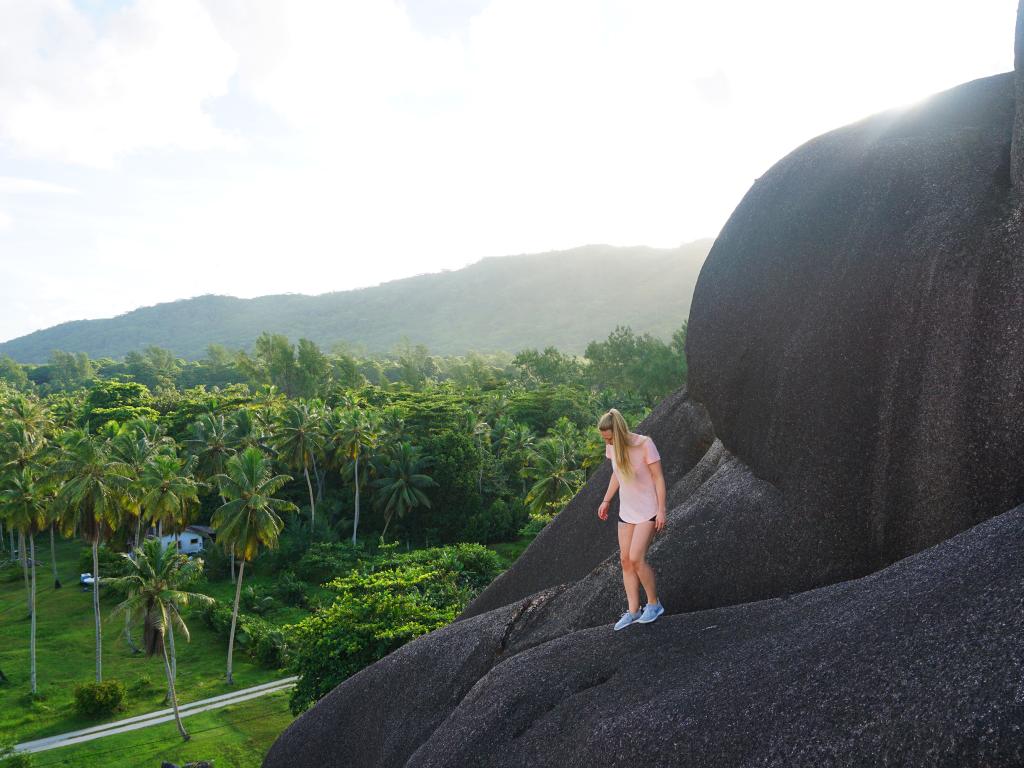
[523,437,585,516]
[187,413,239,580]
[210,447,297,684]
[138,451,204,688]
[105,538,213,741]
[271,402,323,532]
[51,428,130,682]
[371,442,438,540]
[0,467,49,694]
[329,409,380,546]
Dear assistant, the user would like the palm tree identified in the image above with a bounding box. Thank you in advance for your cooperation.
[52,428,130,682]
[187,413,238,580]
[210,447,297,685]
[371,442,438,540]
[107,420,173,654]
[138,452,204,690]
[0,467,48,694]
[329,409,380,546]
[523,437,585,516]
[106,538,213,741]
[271,402,323,532]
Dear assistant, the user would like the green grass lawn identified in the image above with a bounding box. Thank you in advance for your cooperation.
[0,538,288,745]
[28,689,295,768]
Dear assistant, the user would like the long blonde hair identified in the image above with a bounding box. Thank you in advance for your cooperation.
[598,408,635,479]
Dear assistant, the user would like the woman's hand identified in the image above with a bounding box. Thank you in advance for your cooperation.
[655,510,667,532]
[598,501,609,520]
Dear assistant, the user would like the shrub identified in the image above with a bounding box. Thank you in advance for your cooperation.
[195,600,288,669]
[240,585,277,616]
[519,512,555,538]
[273,571,309,608]
[286,564,455,714]
[128,675,154,693]
[0,742,34,767]
[295,542,361,584]
[73,680,126,718]
[463,499,530,544]
[286,541,503,713]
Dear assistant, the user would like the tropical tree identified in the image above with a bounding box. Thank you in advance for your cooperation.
[371,442,438,540]
[138,452,204,689]
[52,428,129,681]
[523,436,585,516]
[210,447,297,684]
[329,409,380,545]
[106,538,213,741]
[0,467,48,694]
[187,413,238,580]
[271,401,323,531]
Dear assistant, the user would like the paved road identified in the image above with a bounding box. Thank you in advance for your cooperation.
[14,676,298,754]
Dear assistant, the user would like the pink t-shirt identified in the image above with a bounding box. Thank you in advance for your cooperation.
[605,434,662,523]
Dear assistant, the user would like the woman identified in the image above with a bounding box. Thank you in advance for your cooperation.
[597,408,667,630]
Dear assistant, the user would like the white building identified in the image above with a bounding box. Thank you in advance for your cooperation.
[157,526,208,555]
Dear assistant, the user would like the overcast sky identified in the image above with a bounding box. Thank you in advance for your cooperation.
[0,0,1017,344]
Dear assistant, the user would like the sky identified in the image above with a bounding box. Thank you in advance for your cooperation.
[0,0,1018,344]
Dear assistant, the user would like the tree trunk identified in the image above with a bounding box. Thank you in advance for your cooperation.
[93,539,102,682]
[226,559,245,685]
[312,453,323,503]
[162,625,190,741]
[0,519,5,552]
[29,533,37,695]
[230,550,236,584]
[124,521,140,654]
[166,619,177,701]
[304,464,316,533]
[49,524,61,589]
[19,531,30,615]
[351,454,361,547]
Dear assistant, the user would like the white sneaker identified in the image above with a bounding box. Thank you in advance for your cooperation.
[636,601,664,624]
[613,610,641,631]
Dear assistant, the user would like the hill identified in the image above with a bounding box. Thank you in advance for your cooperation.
[0,241,712,363]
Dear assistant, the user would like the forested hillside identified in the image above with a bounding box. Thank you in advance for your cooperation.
[0,241,711,363]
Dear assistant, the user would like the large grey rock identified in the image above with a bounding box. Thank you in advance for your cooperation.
[688,70,1024,575]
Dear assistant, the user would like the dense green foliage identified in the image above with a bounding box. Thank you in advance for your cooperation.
[0,241,711,363]
[286,542,503,713]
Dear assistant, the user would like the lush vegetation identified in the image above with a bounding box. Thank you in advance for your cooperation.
[0,321,687,762]
[0,240,711,362]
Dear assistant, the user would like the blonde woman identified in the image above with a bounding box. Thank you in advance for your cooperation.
[597,408,667,630]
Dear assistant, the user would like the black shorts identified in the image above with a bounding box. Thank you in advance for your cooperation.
[618,514,656,525]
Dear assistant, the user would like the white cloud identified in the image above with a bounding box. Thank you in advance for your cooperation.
[0,0,239,167]
[0,211,12,231]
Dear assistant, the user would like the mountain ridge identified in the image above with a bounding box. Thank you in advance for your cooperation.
[1,240,713,363]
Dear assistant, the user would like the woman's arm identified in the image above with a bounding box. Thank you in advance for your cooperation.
[597,473,619,520]
[649,460,667,531]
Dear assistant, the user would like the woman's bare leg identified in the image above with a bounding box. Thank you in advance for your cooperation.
[617,522,641,613]
[628,521,658,605]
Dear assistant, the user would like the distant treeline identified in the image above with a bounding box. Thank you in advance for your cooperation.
[0,324,687,408]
